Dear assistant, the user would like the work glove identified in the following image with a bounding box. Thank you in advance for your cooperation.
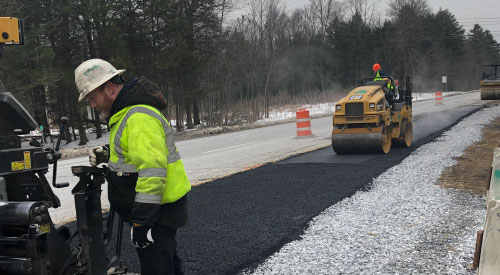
[131,224,154,249]
[89,145,109,167]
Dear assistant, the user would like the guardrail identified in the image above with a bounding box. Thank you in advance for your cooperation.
[476,146,500,274]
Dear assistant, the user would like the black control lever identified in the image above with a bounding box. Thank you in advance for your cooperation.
[70,165,109,274]
[52,117,70,188]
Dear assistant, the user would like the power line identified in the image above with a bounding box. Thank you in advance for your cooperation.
[456,17,500,20]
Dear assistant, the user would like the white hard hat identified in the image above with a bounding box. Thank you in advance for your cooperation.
[75,59,126,102]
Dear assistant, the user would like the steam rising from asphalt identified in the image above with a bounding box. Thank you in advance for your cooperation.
[412,111,456,141]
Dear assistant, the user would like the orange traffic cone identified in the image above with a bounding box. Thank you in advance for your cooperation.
[435,91,443,105]
[296,109,313,138]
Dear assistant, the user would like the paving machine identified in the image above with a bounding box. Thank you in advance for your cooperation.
[480,65,500,100]
[0,17,126,275]
[332,75,413,154]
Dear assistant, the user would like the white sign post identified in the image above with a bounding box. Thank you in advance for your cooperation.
[442,76,448,92]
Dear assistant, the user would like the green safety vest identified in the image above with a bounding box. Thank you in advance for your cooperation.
[374,70,394,90]
[108,104,191,205]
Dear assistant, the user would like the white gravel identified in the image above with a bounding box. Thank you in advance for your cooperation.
[246,105,500,275]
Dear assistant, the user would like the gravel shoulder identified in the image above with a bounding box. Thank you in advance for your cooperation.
[440,110,500,194]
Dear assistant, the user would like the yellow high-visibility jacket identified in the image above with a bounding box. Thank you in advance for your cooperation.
[107,102,191,227]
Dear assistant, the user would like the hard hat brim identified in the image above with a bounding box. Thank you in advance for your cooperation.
[77,69,126,102]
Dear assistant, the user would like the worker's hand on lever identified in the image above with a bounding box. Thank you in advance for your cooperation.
[131,223,154,248]
[89,145,109,167]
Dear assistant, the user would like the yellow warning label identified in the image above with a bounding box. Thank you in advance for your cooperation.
[11,161,24,171]
[24,151,31,169]
[39,224,51,233]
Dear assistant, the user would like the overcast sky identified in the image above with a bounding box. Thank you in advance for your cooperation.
[234,0,500,41]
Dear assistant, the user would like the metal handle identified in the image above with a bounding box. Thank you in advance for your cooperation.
[52,117,68,188]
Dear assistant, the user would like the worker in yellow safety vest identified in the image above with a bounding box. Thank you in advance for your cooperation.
[75,58,191,275]
[373,63,394,90]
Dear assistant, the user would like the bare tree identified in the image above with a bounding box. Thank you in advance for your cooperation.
[388,0,431,18]
[311,0,343,33]
[344,0,379,26]
[388,0,432,79]
[309,0,343,90]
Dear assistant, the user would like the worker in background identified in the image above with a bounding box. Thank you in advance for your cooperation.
[482,71,489,80]
[373,63,395,106]
[373,63,389,81]
[373,63,394,91]
[74,59,191,275]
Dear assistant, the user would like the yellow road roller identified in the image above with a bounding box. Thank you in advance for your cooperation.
[332,76,413,154]
[480,65,500,100]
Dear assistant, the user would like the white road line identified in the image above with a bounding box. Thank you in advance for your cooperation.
[203,142,255,154]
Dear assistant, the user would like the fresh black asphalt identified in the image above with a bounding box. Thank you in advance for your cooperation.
[69,105,482,274]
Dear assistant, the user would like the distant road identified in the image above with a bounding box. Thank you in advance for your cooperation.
[48,91,486,224]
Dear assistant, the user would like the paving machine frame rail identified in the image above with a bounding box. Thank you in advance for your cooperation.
[0,17,126,275]
[0,87,127,275]
[332,75,413,154]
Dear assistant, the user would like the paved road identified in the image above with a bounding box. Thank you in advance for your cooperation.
[99,102,486,274]
[47,91,487,224]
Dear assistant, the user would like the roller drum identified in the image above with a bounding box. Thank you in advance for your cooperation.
[481,89,500,100]
[332,129,391,154]
[401,122,413,147]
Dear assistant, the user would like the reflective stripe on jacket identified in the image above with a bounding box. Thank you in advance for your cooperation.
[108,104,191,206]
[374,70,394,90]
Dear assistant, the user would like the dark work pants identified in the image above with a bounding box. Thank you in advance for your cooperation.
[136,225,184,275]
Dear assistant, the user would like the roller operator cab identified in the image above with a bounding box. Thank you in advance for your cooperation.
[332,76,413,154]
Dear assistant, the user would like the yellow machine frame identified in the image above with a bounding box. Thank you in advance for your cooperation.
[332,80,413,154]
[0,17,24,45]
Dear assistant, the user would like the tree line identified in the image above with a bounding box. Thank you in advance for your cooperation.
[0,0,499,145]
